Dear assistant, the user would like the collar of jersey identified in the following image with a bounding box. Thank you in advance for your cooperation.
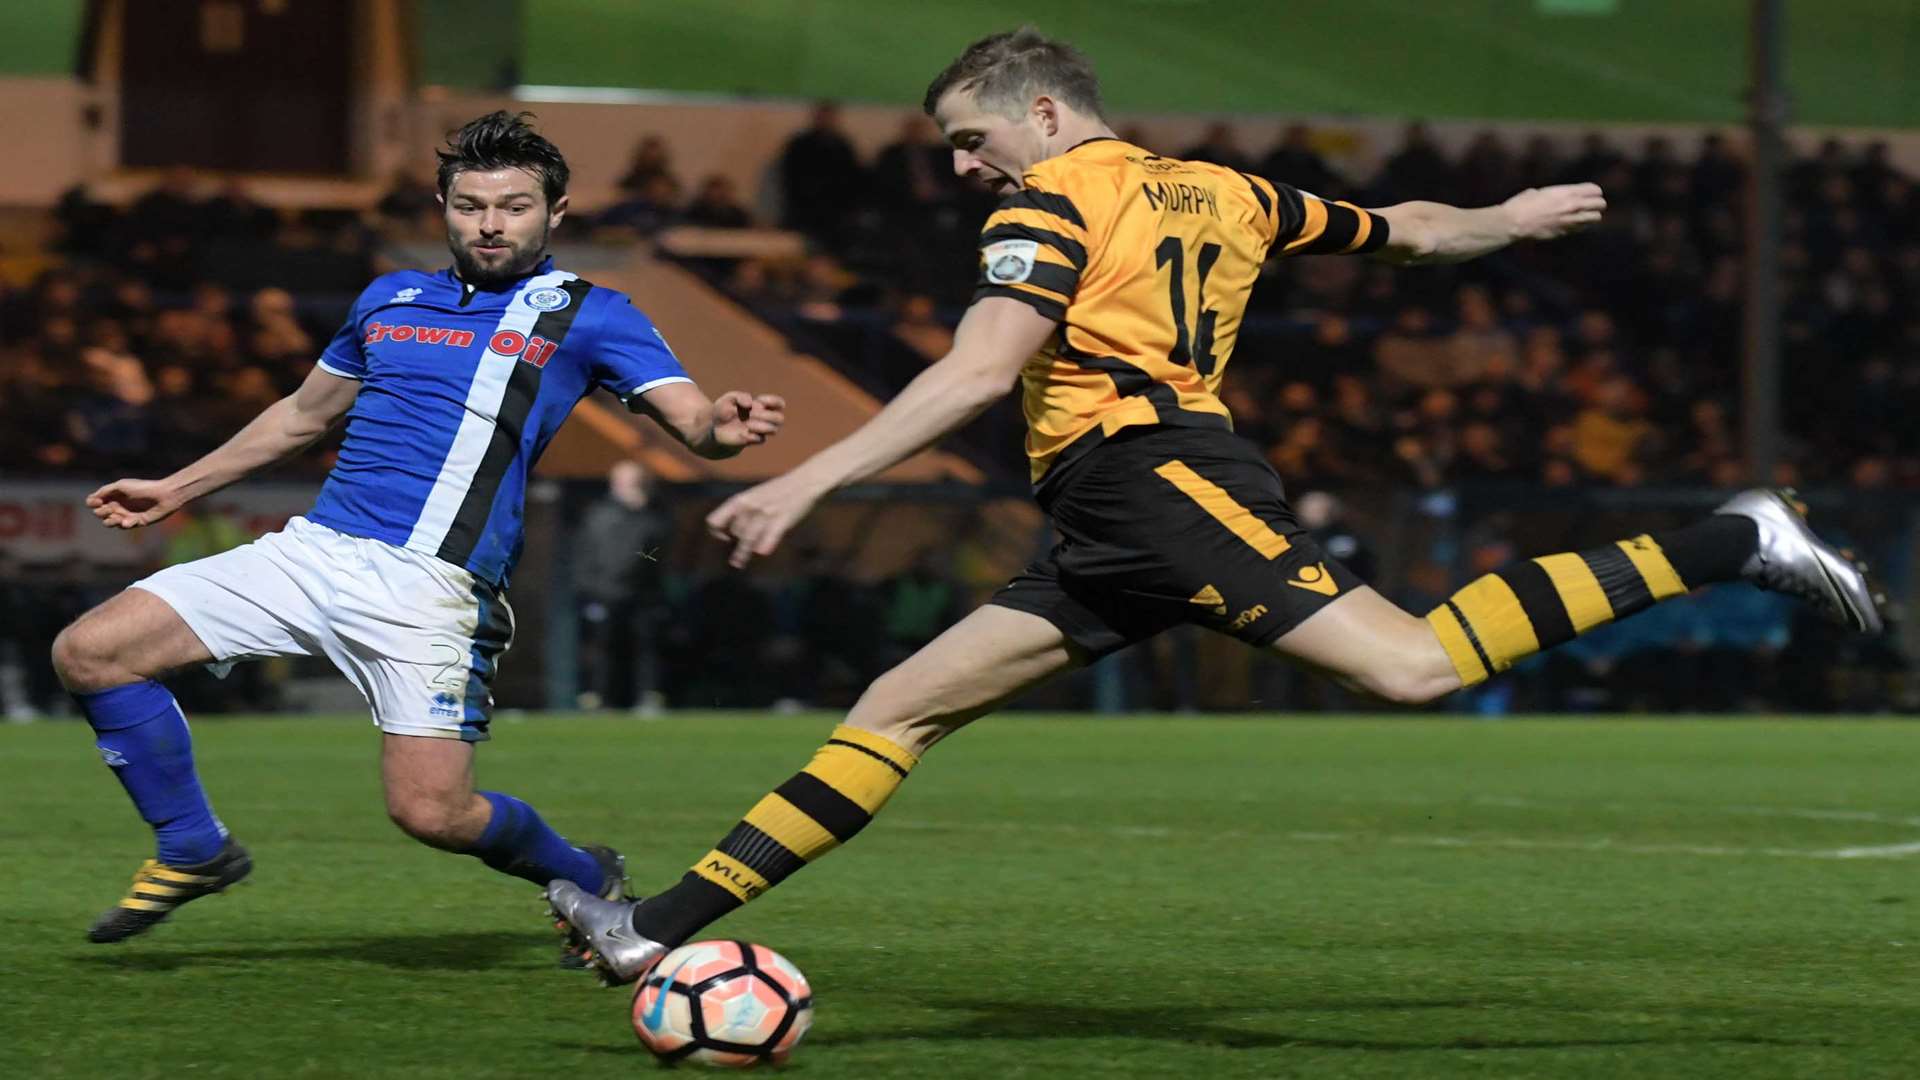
[445,255,557,293]
[1063,136,1121,156]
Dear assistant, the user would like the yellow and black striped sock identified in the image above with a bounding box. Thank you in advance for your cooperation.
[631,724,919,946]
[1425,515,1756,688]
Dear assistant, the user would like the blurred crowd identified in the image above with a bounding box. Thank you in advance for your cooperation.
[2,111,1914,716]
[661,114,1920,495]
[585,112,1918,712]
[0,166,374,475]
[14,116,1919,492]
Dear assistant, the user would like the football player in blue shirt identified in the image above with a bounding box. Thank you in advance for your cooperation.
[52,111,787,943]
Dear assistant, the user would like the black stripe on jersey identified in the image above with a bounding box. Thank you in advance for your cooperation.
[980,222,1088,271]
[1236,172,1273,220]
[1015,262,1080,298]
[1000,189,1086,229]
[1034,341,1233,494]
[1034,402,1232,500]
[435,278,593,569]
[974,284,1065,322]
[1062,346,1234,430]
[1271,181,1308,245]
[1353,210,1389,253]
[1140,382,1183,425]
[975,260,1078,301]
[1064,346,1153,398]
[1297,202,1362,254]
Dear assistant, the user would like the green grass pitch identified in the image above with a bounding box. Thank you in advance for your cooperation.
[3,713,1918,1078]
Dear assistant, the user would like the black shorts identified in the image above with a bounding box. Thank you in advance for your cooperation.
[990,427,1362,658]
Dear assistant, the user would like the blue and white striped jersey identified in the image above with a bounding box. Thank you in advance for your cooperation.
[307,258,689,588]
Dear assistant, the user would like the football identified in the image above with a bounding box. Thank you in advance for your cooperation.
[630,940,814,1067]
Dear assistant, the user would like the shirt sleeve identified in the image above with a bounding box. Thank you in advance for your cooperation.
[971,185,1091,322]
[589,294,693,401]
[1263,179,1391,257]
[315,285,377,379]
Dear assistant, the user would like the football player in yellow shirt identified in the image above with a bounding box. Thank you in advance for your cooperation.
[551,28,1883,982]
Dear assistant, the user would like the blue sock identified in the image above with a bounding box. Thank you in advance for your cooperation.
[75,681,227,866]
[470,791,605,892]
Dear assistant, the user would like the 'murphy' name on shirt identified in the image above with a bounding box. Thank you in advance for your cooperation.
[1142,180,1220,219]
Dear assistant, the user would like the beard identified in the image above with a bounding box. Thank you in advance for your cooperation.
[447,224,550,288]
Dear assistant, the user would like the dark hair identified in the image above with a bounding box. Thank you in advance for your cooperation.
[435,111,570,207]
[922,28,1105,120]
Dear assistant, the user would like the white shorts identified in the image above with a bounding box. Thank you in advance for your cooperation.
[132,516,513,741]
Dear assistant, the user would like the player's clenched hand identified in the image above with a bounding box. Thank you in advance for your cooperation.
[705,471,824,569]
[709,391,786,449]
[86,478,185,529]
[1503,183,1606,240]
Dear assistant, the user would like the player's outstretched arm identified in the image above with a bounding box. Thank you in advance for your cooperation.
[86,364,360,530]
[705,296,1051,568]
[1369,182,1605,265]
[632,383,786,460]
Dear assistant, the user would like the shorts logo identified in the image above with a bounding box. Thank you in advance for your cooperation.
[981,238,1039,284]
[525,287,571,312]
[1230,604,1269,632]
[98,746,129,767]
[429,691,463,719]
[1287,563,1339,597]
[1188,583,1227,616]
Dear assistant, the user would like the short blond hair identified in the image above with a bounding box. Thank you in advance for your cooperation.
[922,28,1106,121]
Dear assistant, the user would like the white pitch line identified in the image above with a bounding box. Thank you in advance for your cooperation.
[1458,795,1920,830]
[878,818,1920,862]
[1819,841,1920,860]
[1716,805,1920,829]
[643,807,1920,861]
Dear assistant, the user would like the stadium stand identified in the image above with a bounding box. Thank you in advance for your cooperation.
[2,119,1912,717]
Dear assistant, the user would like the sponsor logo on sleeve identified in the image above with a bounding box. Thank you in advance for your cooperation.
[981,238,1039,284]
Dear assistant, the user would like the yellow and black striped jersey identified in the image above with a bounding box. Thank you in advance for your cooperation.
[973,137,1388,490]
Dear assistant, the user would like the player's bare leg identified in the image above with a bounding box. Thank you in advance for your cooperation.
[53,588,215,694]
[381,734,493,848]
[1268,585,1462,704]
[53,588,252,942]
[381,730,628,951]
[840,603,1086,754]
[549,605,1082,984]
[1270,488,1882,705]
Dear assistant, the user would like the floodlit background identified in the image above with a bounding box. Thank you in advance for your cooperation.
[1,1,1916,717]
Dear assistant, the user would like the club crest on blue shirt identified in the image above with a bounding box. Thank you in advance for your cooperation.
[525,286,571,312]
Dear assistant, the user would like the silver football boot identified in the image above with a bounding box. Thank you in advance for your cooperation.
[555,845,633,970]
[545,880,666,986]
[1715,488,1885,634]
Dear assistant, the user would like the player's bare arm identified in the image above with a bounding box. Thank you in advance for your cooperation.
[1369,182,1605,264]
[87,364,361,530]
[632,380,786,460]
[706,296,1054,568]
